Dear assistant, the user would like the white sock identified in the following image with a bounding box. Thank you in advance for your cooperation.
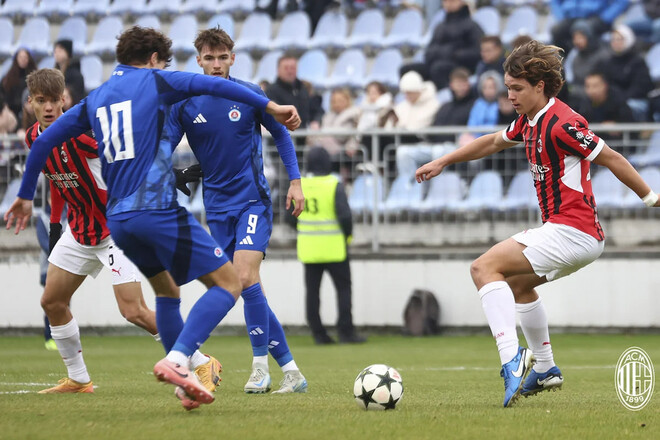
[281,360,298,373]
[253,355,269,369]
[166,350,190,368]
[152,333,161,342]
[190,350,210,369]
[517,298,555,373]
[50,318,91,384]
[478,281,519,365]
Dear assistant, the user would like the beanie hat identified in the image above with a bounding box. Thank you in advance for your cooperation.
[55,39,73,59]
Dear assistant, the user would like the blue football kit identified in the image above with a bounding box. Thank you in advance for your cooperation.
[17,65,275,358]
[167,76,300,366]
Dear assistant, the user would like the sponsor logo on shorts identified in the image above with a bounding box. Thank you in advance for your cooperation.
[214,247,223,258]
[615,346,655,411]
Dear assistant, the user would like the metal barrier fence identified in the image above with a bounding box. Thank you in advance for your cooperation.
[2,123,660,251]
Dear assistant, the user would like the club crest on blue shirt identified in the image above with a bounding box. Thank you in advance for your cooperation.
[214,247,223,258]
[228,105,241,122]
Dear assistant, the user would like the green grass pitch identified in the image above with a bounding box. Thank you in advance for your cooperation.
[0,334,658,440]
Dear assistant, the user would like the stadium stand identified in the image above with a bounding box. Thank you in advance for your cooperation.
[349,173,385,215]
[383,174,424,215]
[80,55,104,92]
[0,0,38,19]
[448,170,503,211]
[56,16,88,56]
[234,12,272,54]
[591,168,628,208]
[472,6,501,37]
[500,170,537,211]
[142,0,183,18]
[622,166,660,207]
[414,171,465,214]
[208,13,235,39]
[382,8,425,51]
[307,9,348,52]
[297,49,329,89]
[35,0,73,20]
[37,56,54,70]
[0,17,14,59]
[253,50,283,84]
[107,0,147,17]
[230,52,255,81]
[326,49,367,89]
[271,11,311,51]
[365,48,403,88]
[422,9,445,46]
[136,15,162,30]
[86,15,124,59]
[71,0,110,18]
[170,15,199,57]
[501,6,539,46]
[15,17,51,58]
[345,8,385,51]
[218,0,256,16]
[183,54,203,74]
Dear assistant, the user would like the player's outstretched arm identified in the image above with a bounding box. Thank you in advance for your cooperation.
[416,131,508,182]
[4,197,33,235]
[593,144,660,206]
[287,179,305,217]
[265,102,301,131]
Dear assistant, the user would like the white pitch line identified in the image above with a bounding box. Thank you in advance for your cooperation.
[0,382,54,386]
[0,390,32,394]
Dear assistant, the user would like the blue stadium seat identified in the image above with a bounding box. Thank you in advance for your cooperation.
[35,0,73,19]
[183,54,203,74]
[500,171,537,210]
[630,131,660,167]
[0,0,38,18]
[501,6,539,46]
[218,0,256,15]
[645,43,660,82]
[166,58,179,71]
[56,17,88,56]
[170,15,199,57]
[326,49,367,89]
[136,15,162,30]
[308,10,348,52]
[622,167,660,207]
[422,9,446,46]
[208,14,235,39]
[298,50,329,90]
[16,18,51,58]
[181,0,220,16]
[71,0,110,18]
[537,13,555,44]
[0,58,12,80]
[591,169,627,208]
[348,173,385,215]
[230,52,254,81]
[234,13,272,53]
[449,170,503,211]
[108,0,147,16]
[384,175,423,215]
[81,55,104,92]
[415,171,465,213]
[86,16,124,58]
[382,8,424,50]
[345,9,385,50]
[271,11,311,51]
[252,50,282,85]
[472,6,501,37]
[38,56,55,70]
[0,179,22,219]
[0,18,15,59]
[143,0,182,17]
[365,49,403,88]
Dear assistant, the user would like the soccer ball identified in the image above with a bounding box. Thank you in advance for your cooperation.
[353,364,404,410]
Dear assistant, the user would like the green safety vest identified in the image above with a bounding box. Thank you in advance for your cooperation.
[297,175,346,263]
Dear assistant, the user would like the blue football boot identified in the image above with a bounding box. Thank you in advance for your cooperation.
[522,366,563,397]
[500,347,535,408]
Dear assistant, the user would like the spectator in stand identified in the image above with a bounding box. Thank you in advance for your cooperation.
[598,24,653,121]
[428,67,477,144]
[356,81,393,159]
[550,0,630,52]
[53,39,85,105]
[1,48,37,122]
[391,71,439,142]
[564,21,610,105]
[577,72,634,126]
[266,54,323,129]
[0,90,18,134]
[256,0,339,33]
[625,0,660,44]
[421,0,483,89]
[475,36,506,79]
[465,71,505,138]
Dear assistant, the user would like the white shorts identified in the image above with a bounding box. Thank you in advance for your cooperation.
[512,222,605,282]
[48,227,141,285]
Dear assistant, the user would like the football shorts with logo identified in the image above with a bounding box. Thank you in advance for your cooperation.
[206,203,273,261]
[107,206,229,286]
[49,226,140,285]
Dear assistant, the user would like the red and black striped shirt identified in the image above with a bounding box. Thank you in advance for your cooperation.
[502,98,605,241]
[25,122,110,245]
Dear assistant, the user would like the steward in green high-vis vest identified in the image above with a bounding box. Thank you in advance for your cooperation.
[297,174,346,263]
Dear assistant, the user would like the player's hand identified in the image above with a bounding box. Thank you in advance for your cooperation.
[266,102,301,131]
[174,164,203,196]
[48,222,62,255]
[287,179,305,217]
[3,197,33,235]
[415,159,445,183]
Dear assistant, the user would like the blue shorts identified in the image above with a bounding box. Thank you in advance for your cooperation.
[107,207,229,286]
[206,203,273,261]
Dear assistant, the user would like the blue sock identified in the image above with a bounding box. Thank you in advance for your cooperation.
[171,286,236,356]
[242,283,269,356]
[267,304,293,367]
[155,296,184,353]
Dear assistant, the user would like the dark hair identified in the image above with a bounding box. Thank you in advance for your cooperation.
[277,52,298,66]
[26,69,65,99]
[1,48,37,91]
[116,26,173,67]
[449,67,471,82]
[503,40,565,98]
[366,81,387,95]
[194,26,234,53]
[481,35,503,47]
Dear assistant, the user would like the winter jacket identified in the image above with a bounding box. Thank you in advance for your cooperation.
[598,48,653,100]
[357,92,393,131]
[429,87,477,143]
[266,77,323,128]
[393,81,440,131]
[550,0,630,24]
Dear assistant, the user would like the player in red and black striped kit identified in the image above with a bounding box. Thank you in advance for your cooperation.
[416,41,659,407]
[24,68,158,394]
